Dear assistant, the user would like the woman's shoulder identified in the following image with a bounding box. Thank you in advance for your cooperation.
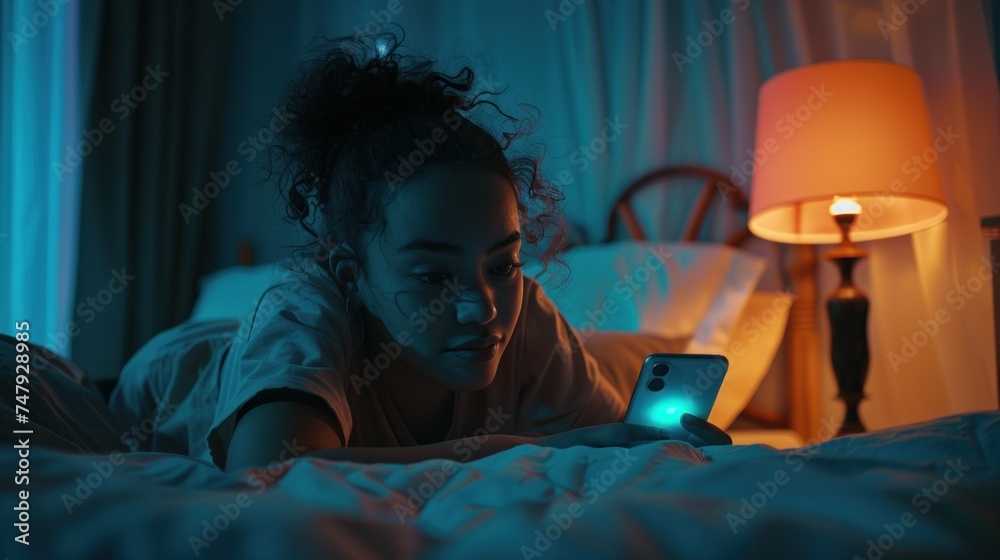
[236,255,350,339]
[260,255,344,304]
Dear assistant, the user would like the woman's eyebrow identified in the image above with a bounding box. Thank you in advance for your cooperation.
[398,231,521,255]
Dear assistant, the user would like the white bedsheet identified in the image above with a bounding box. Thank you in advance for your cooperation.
[3,412,998,559]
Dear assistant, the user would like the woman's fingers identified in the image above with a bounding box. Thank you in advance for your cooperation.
[533,419,730,449]
[680,413,733,446]
[537,423,671,448]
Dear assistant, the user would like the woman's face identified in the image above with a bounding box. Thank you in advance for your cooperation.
[354,165,524,391]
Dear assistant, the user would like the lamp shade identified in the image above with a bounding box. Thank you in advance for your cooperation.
[747,60,948,244]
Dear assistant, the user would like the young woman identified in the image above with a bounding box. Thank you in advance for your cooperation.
[210,30,729,472]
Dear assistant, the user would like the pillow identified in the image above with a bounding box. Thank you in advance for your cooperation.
[0,334,122,454]
[708,290,792,429]
[525,242,766,352]
[582,331,690,400]
[581,290,791,430]
[189,263,277,321]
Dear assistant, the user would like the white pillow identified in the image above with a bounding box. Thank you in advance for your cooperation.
[189,264,277,322]
[708,290,792,429]
[525,242,766,352]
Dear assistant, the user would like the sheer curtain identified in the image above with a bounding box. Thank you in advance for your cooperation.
[0,1,83,357]
[857,0,1000,427]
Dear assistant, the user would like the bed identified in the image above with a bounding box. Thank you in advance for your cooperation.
[2,166,998,559]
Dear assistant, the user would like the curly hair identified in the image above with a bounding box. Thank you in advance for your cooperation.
[269,26,567,276]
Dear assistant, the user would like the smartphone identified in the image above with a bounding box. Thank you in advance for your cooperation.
[623,353,729,434]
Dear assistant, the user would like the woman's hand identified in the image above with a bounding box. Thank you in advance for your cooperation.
[532,414,731,449]
[675,413,732,447]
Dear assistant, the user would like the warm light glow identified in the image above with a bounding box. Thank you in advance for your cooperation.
[747,60,948,244]
[829,196,862,216]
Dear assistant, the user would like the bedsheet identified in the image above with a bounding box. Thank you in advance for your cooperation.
[3,412,998,559]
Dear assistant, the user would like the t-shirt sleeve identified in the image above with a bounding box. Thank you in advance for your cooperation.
[515,277,627,436]
[206,276,357,468]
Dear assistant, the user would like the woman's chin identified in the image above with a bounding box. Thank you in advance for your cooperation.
[441,363,499,391]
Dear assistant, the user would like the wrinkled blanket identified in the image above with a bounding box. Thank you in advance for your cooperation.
[3,412,998,560]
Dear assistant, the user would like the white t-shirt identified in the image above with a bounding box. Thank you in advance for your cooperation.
[207,256,626,468]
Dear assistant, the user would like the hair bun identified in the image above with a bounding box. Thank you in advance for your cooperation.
[270,26,564,275]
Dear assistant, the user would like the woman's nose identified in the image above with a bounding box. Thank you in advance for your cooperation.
[454,283,497,325]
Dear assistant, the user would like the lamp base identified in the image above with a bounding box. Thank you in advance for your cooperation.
[824,244,870,437]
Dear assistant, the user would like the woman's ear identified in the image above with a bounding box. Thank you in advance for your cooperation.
[334,259,357,288]
[328,242,359,292]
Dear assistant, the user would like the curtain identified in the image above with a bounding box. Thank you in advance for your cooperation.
[0,0,83,359]
[859,0,1000,427]
[70,0,231,380]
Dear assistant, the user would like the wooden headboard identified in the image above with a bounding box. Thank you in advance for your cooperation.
[606,165,822,442]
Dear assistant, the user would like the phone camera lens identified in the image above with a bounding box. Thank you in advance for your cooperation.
[652,363,669,377]
[647,378,665,392]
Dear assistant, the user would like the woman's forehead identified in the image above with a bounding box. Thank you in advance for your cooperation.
[381,167,520,252]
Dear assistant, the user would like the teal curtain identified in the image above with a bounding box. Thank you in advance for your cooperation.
[0,0,83,356]
[71,0,231,380]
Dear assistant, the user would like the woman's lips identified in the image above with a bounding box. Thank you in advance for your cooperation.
[446,342,500,363]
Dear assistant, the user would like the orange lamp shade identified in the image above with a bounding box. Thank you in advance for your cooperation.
[747,60,948,244]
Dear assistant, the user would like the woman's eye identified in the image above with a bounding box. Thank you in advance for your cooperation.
[416,272,450,284]
[492,262,524,277]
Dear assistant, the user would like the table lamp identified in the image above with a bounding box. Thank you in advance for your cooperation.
[747,60,948,436]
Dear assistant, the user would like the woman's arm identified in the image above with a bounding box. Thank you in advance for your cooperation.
[306,434,533,464]
[225,400,536,471]
[226,400,345,472]
[226,401,708,472]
